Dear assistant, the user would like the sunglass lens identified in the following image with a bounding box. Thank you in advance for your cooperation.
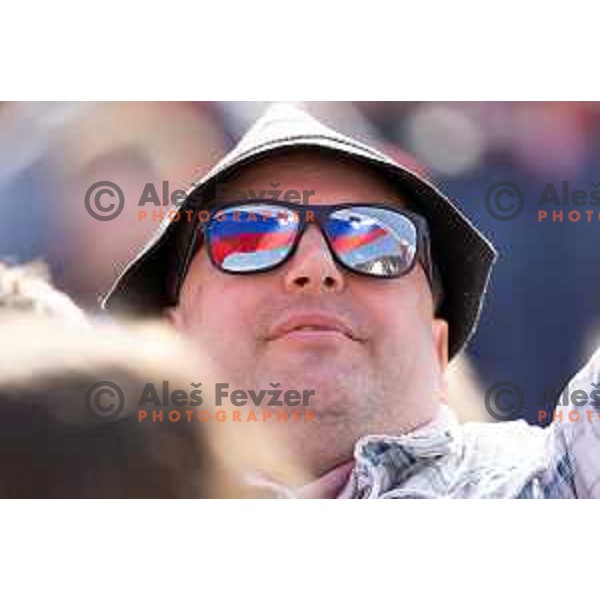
[207,205,298,272]
[324,206,418,277]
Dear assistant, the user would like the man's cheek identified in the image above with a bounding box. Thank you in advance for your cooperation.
[378,318,426,356]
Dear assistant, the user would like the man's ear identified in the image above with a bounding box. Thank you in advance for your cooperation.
[432,318,449,370]
[164,305,182,327]
[432,318,449,399]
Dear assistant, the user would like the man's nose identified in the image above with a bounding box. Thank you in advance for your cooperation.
[282,225,345,294]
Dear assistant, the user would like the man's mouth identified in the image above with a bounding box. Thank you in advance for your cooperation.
[265,313,363,343]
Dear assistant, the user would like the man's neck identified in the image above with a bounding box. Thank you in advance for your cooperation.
[294,459,356,499]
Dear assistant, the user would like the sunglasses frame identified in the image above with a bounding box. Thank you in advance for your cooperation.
[177,200,434,295]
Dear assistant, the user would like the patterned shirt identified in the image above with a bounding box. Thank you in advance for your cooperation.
[337,348,600,499]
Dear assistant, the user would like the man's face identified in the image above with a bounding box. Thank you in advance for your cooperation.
[169,150,449,477]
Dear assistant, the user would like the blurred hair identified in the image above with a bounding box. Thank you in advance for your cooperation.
[0,260,87,324]
[0,317,303,498]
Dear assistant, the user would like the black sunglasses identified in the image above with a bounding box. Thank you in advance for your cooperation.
[177,201,434,292]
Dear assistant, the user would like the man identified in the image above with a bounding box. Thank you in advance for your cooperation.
[104,103,599,498]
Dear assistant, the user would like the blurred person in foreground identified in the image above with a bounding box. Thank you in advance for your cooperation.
[0,260,87,323]
[104,103,600,498]
[0,317,303,498]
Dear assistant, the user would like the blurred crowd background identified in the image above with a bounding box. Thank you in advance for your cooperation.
[1,101,598,424]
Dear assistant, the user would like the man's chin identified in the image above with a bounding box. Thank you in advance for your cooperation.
[262,339,364,367]
[252,372,363,418]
